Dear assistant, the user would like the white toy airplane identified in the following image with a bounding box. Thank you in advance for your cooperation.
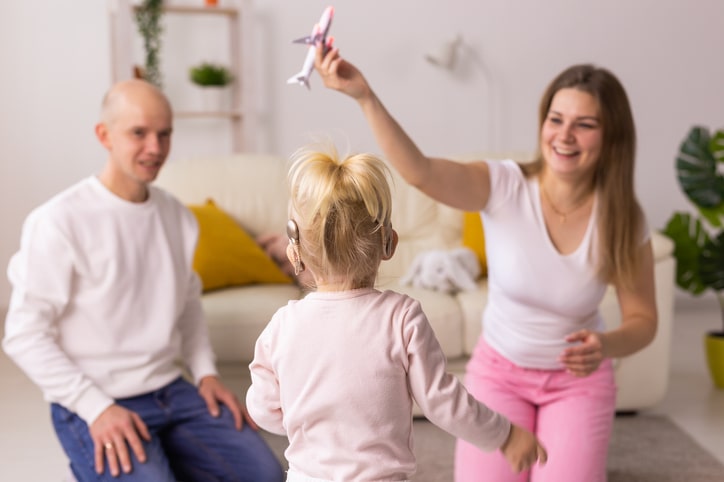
[287,6,334,89]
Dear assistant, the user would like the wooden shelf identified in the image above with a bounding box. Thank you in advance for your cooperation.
[176,110,242,120]
[111,0,247,151]
[134,5,238,17]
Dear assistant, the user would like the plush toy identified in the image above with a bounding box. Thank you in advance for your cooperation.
[400,247,481,294]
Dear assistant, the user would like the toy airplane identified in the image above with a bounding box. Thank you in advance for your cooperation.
[287,6,334,89]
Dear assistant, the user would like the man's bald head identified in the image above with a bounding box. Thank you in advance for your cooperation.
[100,79,172,127]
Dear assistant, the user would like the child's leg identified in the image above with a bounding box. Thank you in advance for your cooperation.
[530,360,616,482]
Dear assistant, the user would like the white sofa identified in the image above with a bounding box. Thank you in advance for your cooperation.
[155,152,675,412]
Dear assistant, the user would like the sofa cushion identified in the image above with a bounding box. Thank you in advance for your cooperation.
[202,284,303,362]
[462,212,487,277]
[188,199,292,292]
[155,154,292,237]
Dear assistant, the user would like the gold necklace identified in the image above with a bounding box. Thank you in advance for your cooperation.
[540,184,591,224]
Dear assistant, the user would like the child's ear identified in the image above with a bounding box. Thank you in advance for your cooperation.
[286,243,305,275]
[382,228,398,260]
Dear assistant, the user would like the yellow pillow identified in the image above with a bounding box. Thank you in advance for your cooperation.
[188,199,292,291]
[462,211,487,277]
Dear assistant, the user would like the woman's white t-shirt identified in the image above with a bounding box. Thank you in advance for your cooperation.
[481,160,610,369]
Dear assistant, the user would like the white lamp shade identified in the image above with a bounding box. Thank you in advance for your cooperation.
[425,36,462,70]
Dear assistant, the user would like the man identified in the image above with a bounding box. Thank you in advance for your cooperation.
[3,79,284,482]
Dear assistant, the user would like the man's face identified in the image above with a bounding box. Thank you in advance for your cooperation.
[108,102,171,184]
[99,95,173,187]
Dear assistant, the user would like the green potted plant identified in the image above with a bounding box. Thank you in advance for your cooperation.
[189,62,234,87]
[189,62,234,111]
[135,0,164,88]
[662,125,724,387]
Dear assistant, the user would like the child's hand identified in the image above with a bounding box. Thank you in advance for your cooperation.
[499,424,548,473]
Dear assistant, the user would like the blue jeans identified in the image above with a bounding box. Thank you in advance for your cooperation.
[51,377,284,482]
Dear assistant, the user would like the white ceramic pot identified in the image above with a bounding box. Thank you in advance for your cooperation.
[198,86,232,112]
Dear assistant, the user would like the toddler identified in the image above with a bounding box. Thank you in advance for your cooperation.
[246,145,547,481]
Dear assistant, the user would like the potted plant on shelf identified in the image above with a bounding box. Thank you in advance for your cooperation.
[189,62,234,111]
[662,125,724,388]
[135,0,164,88]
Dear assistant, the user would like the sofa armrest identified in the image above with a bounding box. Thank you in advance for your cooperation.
[603,231,676,410]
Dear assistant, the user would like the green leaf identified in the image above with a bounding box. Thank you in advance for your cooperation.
[699,204,724,229]
[711,130,724,163]
[662,212,710,295]
[699,231,724,292]
[676,126,724,209]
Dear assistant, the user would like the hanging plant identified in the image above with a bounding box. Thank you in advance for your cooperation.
[135,0,164,88]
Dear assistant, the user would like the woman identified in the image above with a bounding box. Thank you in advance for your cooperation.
[314,46,657,482]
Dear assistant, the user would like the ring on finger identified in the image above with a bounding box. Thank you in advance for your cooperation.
[104,442,114,451]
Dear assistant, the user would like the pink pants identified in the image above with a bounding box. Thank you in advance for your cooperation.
[455,338,616,482]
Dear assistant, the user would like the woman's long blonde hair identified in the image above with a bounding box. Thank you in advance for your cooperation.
[287,144,393,290]
[521,64,644,288]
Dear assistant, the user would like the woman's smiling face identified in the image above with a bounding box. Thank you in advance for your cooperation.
[540,87,603,179]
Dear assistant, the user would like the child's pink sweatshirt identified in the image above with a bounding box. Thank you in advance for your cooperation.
[247,288,510,481]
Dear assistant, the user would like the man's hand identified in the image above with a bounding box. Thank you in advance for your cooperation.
[89,404,151,476]
[198,375,259,431]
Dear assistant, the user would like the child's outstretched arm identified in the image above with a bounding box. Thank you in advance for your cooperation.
[403,296,546,468]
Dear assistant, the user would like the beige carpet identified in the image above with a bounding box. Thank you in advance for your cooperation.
[260,415,724,481]
[607,414,724,482]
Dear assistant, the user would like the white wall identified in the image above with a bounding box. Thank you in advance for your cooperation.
[0,1,110,307]
[1,0,723,306]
